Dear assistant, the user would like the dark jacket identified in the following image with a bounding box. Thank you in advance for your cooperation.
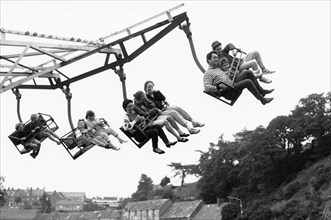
[146,90,166,110]
[133,98,159,117]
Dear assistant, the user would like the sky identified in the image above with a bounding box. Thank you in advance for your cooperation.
[0,1,330,199]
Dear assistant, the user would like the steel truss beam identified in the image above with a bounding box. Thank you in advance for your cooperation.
[0,12,188,93]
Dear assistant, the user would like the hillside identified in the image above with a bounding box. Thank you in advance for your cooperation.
[165,155,331,219]
[269,155,331,219]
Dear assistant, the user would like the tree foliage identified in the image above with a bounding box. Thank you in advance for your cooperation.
[193,93,331,218]
[131,174,154,201]
[14,196,22,205]
[39,193,51,213]
[0,176,7,207]
[168,162,199,186]
[160,176,171,187]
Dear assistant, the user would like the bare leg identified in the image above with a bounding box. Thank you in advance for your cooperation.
[151,118,182,140]
[162,110,200,134]
[43,132,61,145]
[45,128,60,139]
[104,127,127,144]
[165,106,193,122]
[244,51,266,71]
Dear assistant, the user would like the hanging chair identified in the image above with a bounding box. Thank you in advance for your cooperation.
[8,113,59,155]
[120,115,158,149]
[59,118,109,160]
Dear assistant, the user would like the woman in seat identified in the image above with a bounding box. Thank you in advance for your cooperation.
[133,91,189,143]
[144,80,204,129]
[122,99,177,154]
[85,110,127,151]
[75,119,113,149]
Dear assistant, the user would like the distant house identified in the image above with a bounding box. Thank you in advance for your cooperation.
[123,199,172,220]
[61,192,86,202]
[5,187,45,207]
[160,200,204,220]
[192,204,223,220]
[46,191,67,209]
[92,197,120,209]
[55,200,83,212]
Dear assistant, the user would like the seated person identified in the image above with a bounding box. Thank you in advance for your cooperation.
[85,110,127,151]
[133,91,189,142]
[29,113,61,145]
[122,99,177,154]
[135,90,200,135]
[75,119,114,149]
[14,122,40,158]
[144,80,205,128]
[211,41,275,83]
[204,51,274,105]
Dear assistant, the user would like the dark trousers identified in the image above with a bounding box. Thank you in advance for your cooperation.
[134,124,169,149]
[232,70,264,100]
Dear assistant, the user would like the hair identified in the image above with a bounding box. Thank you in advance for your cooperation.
[30,113,38,120]
[15,122,23,131]
[220,57,229,65]
[206,51,218,64]
[144,80,154,92]
[122,99,133,111]
[77,119,87,128]
[133,90,145,101]
[85,110,95,119]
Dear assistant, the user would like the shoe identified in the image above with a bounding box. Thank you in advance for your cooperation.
[111,146,120,151]
[253,69,263,78]
[56,141,61,145]
[180,133,190,137]
[153,148,165,154]
[188,128,200,135]
[107,142,120,150]
[178,137,189,142]
[261,97,274,105]
[262,89,274,97]
[192,121,205,128]
[166,141,177,148]
[262,69,275,74]
[30,152,37,159]
[259,76,272,84]
[119,138,128,144]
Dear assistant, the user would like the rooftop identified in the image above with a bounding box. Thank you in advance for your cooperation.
[125,198,170,211]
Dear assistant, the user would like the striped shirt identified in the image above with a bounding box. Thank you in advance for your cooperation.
[203,67,233,93]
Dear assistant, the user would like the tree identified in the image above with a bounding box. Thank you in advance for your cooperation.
[168,162,199,186]
[14,196,22,206]
[131,174,154,201]
[160,176,170,187]
[39,193,51,213]
[0,176,7,207]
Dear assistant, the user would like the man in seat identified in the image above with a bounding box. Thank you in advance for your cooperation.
[203,51,274,105]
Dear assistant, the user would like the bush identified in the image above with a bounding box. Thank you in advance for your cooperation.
[310,165,331,191]
[283,181,304,199]
[222,203,240,220]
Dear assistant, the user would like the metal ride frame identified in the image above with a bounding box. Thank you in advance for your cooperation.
[0,4,187,96]
[1,4,189,126]
[1,4,202,158]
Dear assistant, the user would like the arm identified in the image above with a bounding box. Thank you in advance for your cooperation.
[203,73,218,93]
[123,115,142,131]
[223,43,236,54]
[133,105,150,117]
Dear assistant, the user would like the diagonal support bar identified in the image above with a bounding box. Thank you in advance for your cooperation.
[0,46,30,88]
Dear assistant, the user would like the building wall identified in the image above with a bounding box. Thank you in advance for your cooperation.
[56,203,83,211]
